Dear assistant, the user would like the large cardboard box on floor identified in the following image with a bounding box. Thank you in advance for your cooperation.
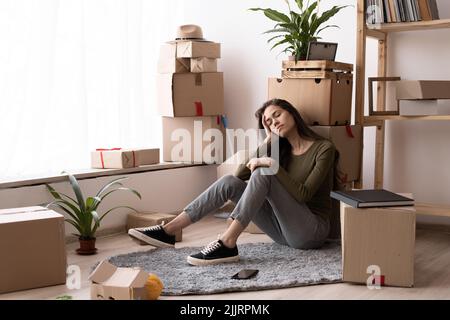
[268,73,353,125]
[89,260,149,300]
[340,202,416,287]
[91,148,160,169]
[127,212,182,242]
[396,80,450,100]
[162,116,226,164]
[157,73,224,117]
[164,41,221,59]
[310,125,362,182]
[0,206,67,294]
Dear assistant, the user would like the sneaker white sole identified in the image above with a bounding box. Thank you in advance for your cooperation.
[128,229,174,248]
[186,255,239,266]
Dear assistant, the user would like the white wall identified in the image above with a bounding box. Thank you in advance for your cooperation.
[0,166,218,236]
[181,0,450,225]
[181,0,356,131]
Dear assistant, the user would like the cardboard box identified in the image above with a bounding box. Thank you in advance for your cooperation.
[127,212,182,242]
[166,41,221,58]
[162,116,226,164]
[91,148,160,169]
[268,74,353,125]
[310,125,362,182]
[0,206,67,294]
[157,72,224,117]
[340,202,416,287]
[329,182,352,240]
[157,44,190,73]
[190,57,217,73]
[399,100,439,115]
[396,80,450,100]
[89,260,149,300]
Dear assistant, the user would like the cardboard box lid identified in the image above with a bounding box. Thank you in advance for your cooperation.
[0,206,63,223]
[89,260,148,288]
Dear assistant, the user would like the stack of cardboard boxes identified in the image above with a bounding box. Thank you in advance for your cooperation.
[158,25,226,164]
[268,60,362,239]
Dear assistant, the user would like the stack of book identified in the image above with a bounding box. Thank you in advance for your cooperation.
[366,0,440,24]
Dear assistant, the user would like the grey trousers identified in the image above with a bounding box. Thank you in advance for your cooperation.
[184,167,330,249]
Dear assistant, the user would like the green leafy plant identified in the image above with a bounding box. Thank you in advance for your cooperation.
[46,173,141,240]
[249,0,349,61]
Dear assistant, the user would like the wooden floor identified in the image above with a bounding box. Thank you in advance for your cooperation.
[1,215,450,300]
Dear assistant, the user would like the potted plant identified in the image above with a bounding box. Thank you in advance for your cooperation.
[46,173,141,255]
[250,0,349,61]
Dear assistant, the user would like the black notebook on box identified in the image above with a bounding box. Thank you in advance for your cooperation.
[330,189,414,208]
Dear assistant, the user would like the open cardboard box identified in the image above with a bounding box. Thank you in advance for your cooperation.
[89,260,150,300]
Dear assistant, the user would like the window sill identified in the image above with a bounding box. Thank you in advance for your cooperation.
[0,162,208,189]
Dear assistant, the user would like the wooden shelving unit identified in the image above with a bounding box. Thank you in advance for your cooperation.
[355,0,450,217]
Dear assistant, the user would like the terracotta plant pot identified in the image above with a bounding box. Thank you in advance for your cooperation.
[76,238,97,255]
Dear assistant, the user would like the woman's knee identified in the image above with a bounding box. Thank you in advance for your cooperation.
[250,167,273,180]
[219,174,245,188]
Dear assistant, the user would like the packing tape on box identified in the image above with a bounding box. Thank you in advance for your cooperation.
[221,115,228,128]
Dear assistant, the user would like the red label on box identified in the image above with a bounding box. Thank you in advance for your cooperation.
[372,275,385,286]
[195,101,203,116]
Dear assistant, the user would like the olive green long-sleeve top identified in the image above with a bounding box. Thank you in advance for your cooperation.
[234,139,336,221]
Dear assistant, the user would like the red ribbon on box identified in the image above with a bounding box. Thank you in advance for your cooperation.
[95,148,123,169]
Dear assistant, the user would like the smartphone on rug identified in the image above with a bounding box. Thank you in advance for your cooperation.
[231,269,259,280]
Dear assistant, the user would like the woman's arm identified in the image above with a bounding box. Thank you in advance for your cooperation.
[234,142,270,181]
[275,142,336,203]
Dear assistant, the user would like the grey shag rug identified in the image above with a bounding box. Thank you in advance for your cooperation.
[103,241,342,295]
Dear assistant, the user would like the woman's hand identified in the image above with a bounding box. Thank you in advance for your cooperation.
[262,115,271,144]
[246,157,272,172]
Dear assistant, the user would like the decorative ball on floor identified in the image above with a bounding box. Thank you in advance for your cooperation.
[145,273,163,300]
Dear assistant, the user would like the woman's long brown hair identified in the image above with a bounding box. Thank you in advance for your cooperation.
[255,98,342,190]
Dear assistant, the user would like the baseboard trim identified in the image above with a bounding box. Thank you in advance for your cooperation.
[417,222,450,234]
[65,225,127,244]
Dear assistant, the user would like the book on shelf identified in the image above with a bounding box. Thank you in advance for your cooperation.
[330,189,415,208]
[366,0,439,25]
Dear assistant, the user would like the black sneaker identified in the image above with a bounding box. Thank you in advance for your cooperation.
[128,225,175,248]
[187,239,239,266]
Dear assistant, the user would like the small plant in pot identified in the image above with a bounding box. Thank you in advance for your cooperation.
[249,0,349,61]
[46,173,141,255]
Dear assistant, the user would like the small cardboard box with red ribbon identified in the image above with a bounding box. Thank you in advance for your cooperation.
[156,72,224,117]
[91,148,160,169]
